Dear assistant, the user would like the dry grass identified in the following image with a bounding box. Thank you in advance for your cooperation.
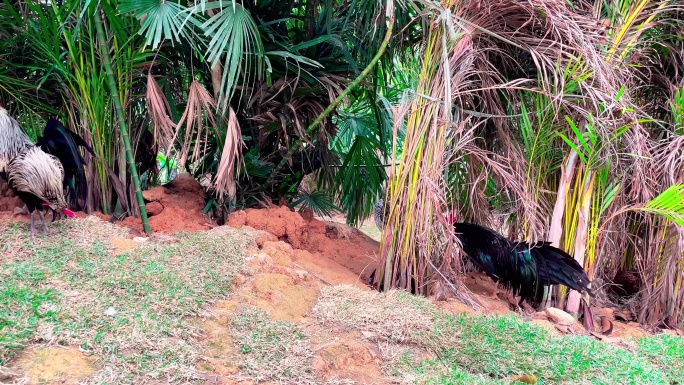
[313,285,436,344]
[0,216,129,263]
[228,306,316,384]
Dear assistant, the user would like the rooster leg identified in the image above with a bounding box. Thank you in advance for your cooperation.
[12,205,29,218]
[29,211,37,238]
[38,210,52,235]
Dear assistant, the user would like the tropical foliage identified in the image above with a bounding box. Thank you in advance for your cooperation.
[0,0,683,327]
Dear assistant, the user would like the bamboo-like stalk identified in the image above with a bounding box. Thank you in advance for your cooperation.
[93,5,151,235]
[548,151,579,247]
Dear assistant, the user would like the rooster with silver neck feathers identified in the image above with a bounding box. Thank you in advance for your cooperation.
[0,107,76,236]
[373,197,592,308]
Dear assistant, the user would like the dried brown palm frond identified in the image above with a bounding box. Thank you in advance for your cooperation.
[169,80,218,171]
[634,217,684,327]
[145,73,176,151]
[214,107,245,202]
[439,0,638,241]
[247,74,343,148]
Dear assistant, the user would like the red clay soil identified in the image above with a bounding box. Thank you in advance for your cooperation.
[227,206,380,282]
[0,181,23,213]
[119,173,215,234]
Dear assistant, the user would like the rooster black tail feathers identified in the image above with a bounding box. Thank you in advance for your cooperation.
[38,119,93,211]
[530,243,593,297]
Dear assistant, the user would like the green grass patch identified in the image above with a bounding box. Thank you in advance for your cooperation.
[0,277,58,363]
[428,313,669,384]
[0,219,252,382]
[636,334,684,384]
[315,285,681,385]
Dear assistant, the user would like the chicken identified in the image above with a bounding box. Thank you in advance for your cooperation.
[6,146,75,236]
[372,196,592,308]
[453,222,592,308]
[0,107,76,236]
[0,107,33,181]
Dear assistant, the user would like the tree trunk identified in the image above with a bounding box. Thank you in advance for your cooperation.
[566,169,595,317]
[93,5,151,234]
[542,151,578,309]
[207,9,223,102]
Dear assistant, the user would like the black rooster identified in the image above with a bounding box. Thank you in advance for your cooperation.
[372,197,592,307]
[453,222,592,307]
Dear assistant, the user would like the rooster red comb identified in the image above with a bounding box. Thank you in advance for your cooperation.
[444,212,457,225]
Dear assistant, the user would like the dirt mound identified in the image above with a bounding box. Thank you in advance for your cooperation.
[194,230,390,384]
[0,181,23,212]
[228,206,379,282]
[119,173,215,234]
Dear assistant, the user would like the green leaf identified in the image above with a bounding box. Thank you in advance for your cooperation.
[642,184,684,226]
[199,2,264,111]
[557,132,587,164]
[290,191,339,218]
[119,0,199,49]
[600,182,621,215]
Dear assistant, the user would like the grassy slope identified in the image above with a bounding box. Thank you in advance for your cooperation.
[0,219,252,383]
[0,218,682,384]
[315,286,683,385]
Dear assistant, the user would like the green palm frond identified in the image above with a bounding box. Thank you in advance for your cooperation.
[672,87,684,134]
[642,184,684,227]
[290,190,339,218]
[200,2,264,111]
[119,0,200,49]
[336,135,387,227]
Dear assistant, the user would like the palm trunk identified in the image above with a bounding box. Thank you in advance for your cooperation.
[93,6,151,235]
[541,151,578,308]
[566,169,595,317]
